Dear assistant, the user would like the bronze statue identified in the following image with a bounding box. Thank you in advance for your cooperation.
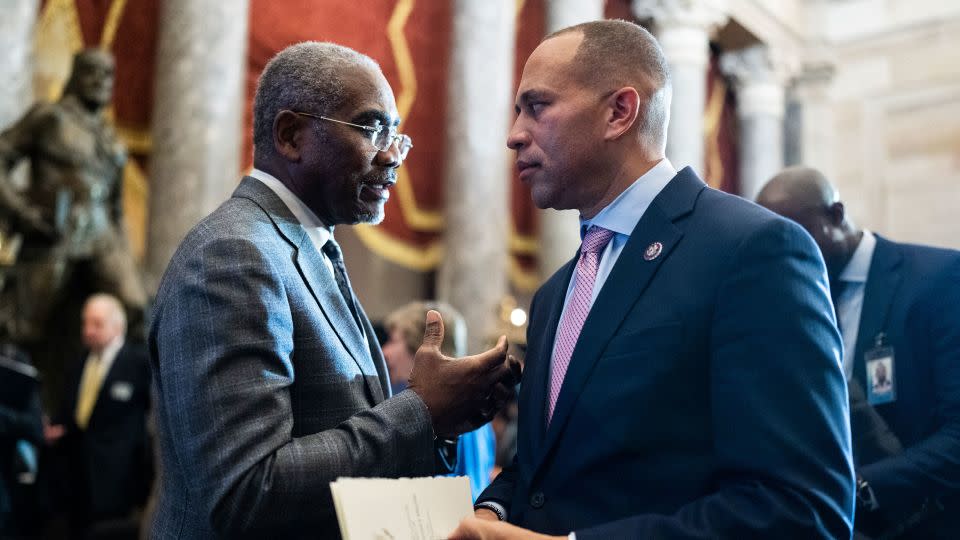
[0,48,146,351]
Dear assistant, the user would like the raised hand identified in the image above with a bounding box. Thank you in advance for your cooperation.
[407,310,522,437]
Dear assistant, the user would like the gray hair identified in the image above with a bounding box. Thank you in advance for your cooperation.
[546,20,672,152]
[252,41,380,162]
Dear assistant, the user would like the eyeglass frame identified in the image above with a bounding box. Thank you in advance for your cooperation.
[291,110,413,159]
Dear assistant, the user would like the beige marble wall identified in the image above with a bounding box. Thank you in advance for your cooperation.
[826,10,960,249]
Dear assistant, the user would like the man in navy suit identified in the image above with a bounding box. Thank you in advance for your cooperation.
[46,293,151,537]
[758,166,960,539]
[452,20,854,540]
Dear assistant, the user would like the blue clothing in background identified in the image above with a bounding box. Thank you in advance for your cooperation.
[453,423,496,501]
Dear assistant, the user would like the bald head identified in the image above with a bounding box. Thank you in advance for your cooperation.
[756,166,838,218]
[756,166,861,279]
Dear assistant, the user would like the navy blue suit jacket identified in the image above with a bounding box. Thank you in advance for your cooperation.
[851,235,960,535]
[478,168,855,539]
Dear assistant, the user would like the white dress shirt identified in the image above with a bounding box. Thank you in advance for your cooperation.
[250,168,367,342]
[249,168,335,279]
[835,229,877,380]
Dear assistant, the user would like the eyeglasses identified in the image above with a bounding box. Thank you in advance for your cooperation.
[293,111,413,160]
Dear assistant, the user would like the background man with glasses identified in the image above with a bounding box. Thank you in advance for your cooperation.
[148,41,520,539]
[454,20,853,540]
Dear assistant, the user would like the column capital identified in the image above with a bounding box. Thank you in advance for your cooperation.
[632,0,729,33]
[721,44,797,88]
[721,44,796,118]
[789,61,835,101]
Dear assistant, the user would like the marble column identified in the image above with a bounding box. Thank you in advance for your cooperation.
[146,0,250,291]
[537,0,607,277]
[786,63,835,177]
[721,44,789,200]
[438,0,515,354]
[0,0,38,130]
[633,0,727,173]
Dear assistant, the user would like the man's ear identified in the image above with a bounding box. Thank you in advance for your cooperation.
[604,87,641,141]
[274,110,306,162]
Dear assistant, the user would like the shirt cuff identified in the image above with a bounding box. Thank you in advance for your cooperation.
[569,534,576,540]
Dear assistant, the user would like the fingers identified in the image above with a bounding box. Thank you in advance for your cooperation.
[469,335,509,374]
[504,354,523,386]
[448,516,484,540]
[491,381,513,407]
[419,309,445,351]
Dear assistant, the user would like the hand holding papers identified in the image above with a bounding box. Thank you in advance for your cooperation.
[331,476,473,540]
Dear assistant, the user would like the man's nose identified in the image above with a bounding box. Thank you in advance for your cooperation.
[374,141,402,168]
[507,119,529,150]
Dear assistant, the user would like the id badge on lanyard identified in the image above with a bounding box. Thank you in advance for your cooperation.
[865,332,895,405]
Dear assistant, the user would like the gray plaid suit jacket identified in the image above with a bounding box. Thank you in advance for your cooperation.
[148,177,437,539]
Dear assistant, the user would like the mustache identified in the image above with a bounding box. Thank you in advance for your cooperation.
[360,173,397,186]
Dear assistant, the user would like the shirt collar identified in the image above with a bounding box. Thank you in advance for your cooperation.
[92,334,124,375]
[250,168,332,246]
[580,158,677,238]
[838,229,876,283]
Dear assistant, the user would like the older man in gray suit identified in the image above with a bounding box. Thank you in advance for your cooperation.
[148,42,519,539]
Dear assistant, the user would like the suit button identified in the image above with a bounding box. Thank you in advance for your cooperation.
[530,491,545,508]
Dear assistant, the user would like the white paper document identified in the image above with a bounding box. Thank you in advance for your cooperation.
[330,476,473,540]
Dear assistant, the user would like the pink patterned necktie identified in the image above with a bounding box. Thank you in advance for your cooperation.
[547,225,615,424]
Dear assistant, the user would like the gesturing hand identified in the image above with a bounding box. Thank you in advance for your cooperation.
[407,310,522,437]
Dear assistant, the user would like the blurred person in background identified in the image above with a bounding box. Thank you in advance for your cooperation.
[45,293,151,539]
[382,301,497,500]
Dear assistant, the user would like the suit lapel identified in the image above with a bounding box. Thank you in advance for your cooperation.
[853,236,902,385]
[88,345,124,424]
[523,259,576,460]
[357,301,389,402]
[233,177,381,401]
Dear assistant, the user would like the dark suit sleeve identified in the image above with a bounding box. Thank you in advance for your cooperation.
[151,235,436,536]
[577,218,855,539]
[859,258,960,517]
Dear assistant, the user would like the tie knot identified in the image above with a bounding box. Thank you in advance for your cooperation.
[581,226,614,254]
[322,239,343,262]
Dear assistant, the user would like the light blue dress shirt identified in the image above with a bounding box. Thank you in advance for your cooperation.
[835,229,876,380]
[552,159,677,360]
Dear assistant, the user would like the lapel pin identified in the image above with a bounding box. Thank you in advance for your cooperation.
[644,242,663,261]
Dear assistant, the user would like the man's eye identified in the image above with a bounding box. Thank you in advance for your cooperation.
[529,102,547,114]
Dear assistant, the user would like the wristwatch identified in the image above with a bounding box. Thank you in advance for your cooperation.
[474,501,507,521]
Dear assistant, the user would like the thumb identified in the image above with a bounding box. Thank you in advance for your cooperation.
[420,310,445,351]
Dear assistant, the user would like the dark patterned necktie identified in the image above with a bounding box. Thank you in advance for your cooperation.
[322,239,363,332]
